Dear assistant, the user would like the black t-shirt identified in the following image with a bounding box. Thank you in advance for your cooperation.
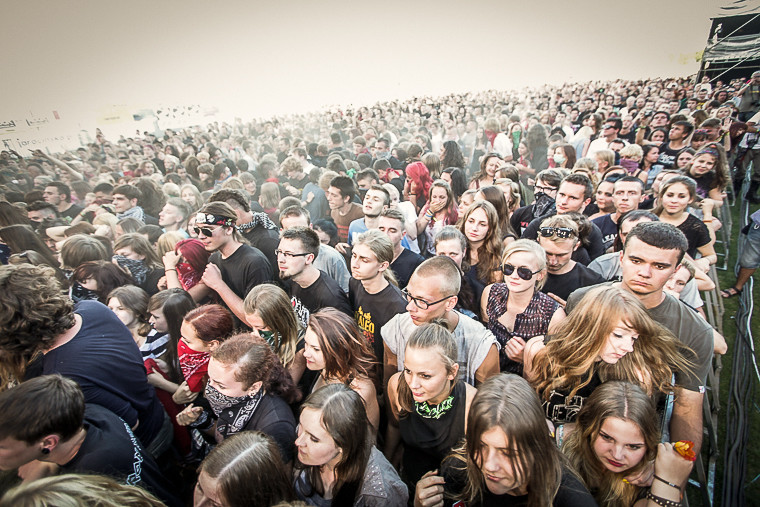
[288,270,352,326]
[543,263,606,301]
[441,458,596,507]
[61,203,83,222]
[26,300,164,447]
[241,225,280,281]
[61,404,181,507]
[657,142,685,170]
[677,213,711,258]
[390,248,424,289]
[591,214,617,252]
[238,392,296,463]
[209,243,273,300]
[349,277,408,365]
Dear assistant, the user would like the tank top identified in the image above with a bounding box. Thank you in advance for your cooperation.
[486,285,559,375]
[399,381,466,486]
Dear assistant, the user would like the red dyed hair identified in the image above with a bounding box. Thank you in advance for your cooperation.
[406,161,433,201]
[176,238,210,274]
[183,304,234,343]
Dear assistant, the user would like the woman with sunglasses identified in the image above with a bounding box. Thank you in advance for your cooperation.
[386,321,477,490]
[522,285,692,443]
[481,240,565,376]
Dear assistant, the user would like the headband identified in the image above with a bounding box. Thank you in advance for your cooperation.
[195,212,235,227]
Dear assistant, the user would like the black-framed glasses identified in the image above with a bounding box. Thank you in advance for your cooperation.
[501,263,542,281]
[539,226,576,239]
[193,225,221,237]
[534,184,557,194]
[401,288,454,310]
[275,249,312,259]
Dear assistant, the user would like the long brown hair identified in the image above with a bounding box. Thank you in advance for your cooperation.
[563,381,659,507]
[307,309,375,383]
[531,285,694,401]
[457,200,503,284]
[297,384,372,504]
[451,374,563,507]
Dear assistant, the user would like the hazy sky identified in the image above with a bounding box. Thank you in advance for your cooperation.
[2,0,716,129]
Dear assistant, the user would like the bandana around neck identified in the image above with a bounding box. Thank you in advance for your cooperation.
[117,205,145,223]
[205,383,263,439]
[415,393,455,419]
[238,212,277,232]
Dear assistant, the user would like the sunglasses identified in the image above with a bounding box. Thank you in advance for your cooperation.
[501,263,542,281]
[193,225,221,237]
[539,226,576,239]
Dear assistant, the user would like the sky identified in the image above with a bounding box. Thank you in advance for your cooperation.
[0,0,717,141]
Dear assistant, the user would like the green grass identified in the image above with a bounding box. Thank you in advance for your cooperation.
[701,199,760,506]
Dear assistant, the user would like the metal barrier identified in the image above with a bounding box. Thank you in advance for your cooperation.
[720,177,757,507]
[714,200,733,272]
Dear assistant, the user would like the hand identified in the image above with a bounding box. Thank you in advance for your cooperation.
[163,250,181,270]
[157,276,168,291]
[414,470,445,507]
[202,263,224,290]
[652,442,694,487]
[173,381,200,404]
[306,191,315,202]
[547,292,567,308]
[17,461,58,482]
[176,403,203,426]
[505,336,527,362]
[624,459,655,487]
[429,201,445,214]
[694,257,711,273]
[31,149,49,159]
[335,242,350,254]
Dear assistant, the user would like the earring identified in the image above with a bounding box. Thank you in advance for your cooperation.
[41,448,50,455]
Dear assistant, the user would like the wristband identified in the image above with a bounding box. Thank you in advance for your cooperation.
[653,474,681,490]
[703,219,713,223]
[646,491,681,507]
[165,268,177,273]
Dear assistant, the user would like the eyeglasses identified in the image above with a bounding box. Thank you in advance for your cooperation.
[193,225,221,237]
[275,249,311,259]
[401,288,454,310]
[539,226,576,239]
[501,263,542,281]
[603,124,615,129]
[534,184,557,194]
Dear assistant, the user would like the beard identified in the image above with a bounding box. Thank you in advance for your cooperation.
[279,269,293,281]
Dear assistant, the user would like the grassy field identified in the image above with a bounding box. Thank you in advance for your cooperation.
[704,199,760,506]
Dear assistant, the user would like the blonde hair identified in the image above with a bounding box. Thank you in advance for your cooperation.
[0,474,164,506]
[156,231,184,259]
[353,229,398,286]
[619,144,643,161]
[532,285,694,402]
[501,239,548,291]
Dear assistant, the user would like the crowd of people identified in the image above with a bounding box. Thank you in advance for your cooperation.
[0,72,756,506]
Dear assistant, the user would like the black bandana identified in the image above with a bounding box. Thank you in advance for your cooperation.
[237,212,278,232]
[205,383,263,440]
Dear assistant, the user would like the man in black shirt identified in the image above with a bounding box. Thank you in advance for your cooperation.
[510,168,562,235]
[0,375,181,507]
[537,215,605,304]
[657,120,693,170]
[278,226,351,326]
[43,182,82,222]
[378,209,423,289]
[591,176,645,252]
[348,230,407,383]
[207,188,280,276]
[198,202,273,324]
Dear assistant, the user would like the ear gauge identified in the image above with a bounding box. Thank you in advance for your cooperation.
[41,448,50,455]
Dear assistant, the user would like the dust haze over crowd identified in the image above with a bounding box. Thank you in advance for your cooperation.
[2,0,713,126]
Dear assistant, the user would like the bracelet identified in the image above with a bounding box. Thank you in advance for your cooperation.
[165,269,177,273]
[646,491,681,507]
[653,474,681,490]
[703,219,713,223]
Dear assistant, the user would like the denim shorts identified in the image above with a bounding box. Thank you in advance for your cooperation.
[739,221,760,269]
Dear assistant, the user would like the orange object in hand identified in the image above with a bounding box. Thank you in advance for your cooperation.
[674,441,696,461]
